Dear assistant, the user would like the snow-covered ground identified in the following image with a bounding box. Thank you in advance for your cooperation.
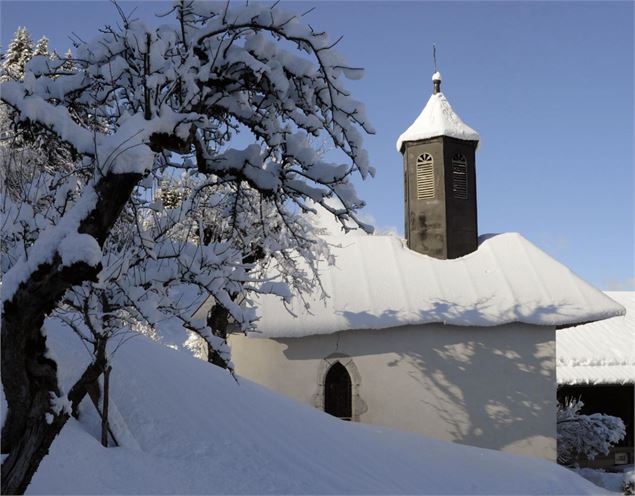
[574,467,634,494]
[27,323,609,494]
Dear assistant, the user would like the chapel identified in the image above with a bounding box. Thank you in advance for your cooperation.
[202,72,625,461]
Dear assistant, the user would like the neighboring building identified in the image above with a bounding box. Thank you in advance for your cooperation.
[208,72,625,462]
[557,291,634,468]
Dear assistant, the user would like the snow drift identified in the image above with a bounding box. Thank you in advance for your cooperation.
[28,323,606,494]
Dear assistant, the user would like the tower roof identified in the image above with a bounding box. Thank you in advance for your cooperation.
[396,72,480,152]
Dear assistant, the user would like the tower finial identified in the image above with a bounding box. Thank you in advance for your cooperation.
[432,44,441,94]
[433,44,437,73]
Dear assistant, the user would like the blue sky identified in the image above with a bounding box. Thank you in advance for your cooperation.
[2,1,633,290]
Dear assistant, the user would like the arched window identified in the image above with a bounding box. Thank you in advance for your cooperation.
[324,362,352,420]
[416,153,434,200]
[452,153,468,199]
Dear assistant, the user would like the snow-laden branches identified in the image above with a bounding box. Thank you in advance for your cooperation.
[2,0,374,307]
[1,4,373,492]
[557,398,626,465]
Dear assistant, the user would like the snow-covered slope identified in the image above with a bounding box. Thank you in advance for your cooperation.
[29,324,606,494]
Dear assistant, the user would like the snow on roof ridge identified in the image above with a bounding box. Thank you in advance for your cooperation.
[396,92,480,152]
[250,232,624,338]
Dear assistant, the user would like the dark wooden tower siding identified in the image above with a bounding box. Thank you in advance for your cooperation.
[403,136,478,259]
[324,362,352,420]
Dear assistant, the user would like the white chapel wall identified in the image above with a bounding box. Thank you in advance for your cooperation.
[229,323,556,461]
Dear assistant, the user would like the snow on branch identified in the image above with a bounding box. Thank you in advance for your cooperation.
[1,3,373,456]
[557,399,626,465]
[0,6,374,490]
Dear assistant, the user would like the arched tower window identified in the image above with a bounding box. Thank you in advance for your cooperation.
[416,153,434,200]
[324,362,352,420]
[452,153,468,200]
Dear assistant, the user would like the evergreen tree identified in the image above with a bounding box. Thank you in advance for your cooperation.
[1,31,73,182]
[33,36,50,58]
[2,27,34,80]
[61,48,75,72]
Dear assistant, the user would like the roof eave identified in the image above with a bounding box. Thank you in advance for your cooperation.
[398,135,480,154]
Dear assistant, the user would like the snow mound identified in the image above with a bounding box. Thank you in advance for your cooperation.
[396,92,479,152]
[29,324,607,494]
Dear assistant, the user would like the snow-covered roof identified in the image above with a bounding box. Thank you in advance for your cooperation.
[396,91,480,152]
[557,291,634,385]
[250,233,624,338]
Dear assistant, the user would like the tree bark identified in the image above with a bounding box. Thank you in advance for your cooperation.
[1,171,141,495]
[0,404,69,496]
[206,303,231,368]
[86,380,118,448]
[100,366,111,448]
[204,247,264,370]
[68,339,107,417]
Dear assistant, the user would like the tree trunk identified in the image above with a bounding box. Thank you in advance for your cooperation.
[100,366,111,448]
[1,171,141,495]
[204,249,264,370]
[68,340,107,417]
[1,356,118,494]
[0,407,69,495]
[206,303,231,369]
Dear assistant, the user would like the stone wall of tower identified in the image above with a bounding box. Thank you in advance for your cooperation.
[403,136,478,259]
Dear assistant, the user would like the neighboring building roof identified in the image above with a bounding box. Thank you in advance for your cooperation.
[250,233,624,339]
[557,291,634,385]
[396,91,480,152]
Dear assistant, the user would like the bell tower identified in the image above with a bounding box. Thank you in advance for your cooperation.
[396,72,480,259]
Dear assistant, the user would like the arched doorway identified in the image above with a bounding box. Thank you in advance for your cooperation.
[324,362,352,420]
